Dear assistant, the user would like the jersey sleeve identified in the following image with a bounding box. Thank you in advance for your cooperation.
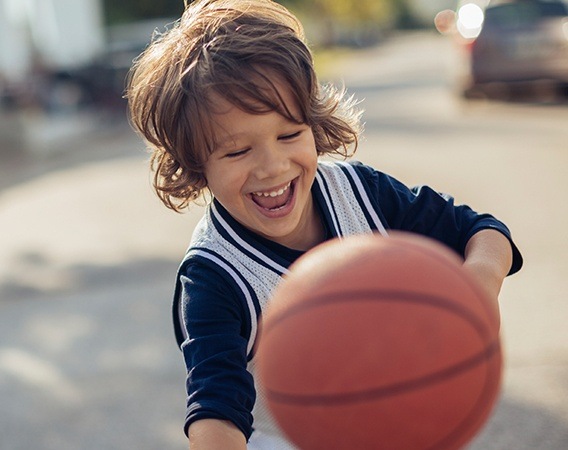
[175,260,256,440]
[351,161,522,275]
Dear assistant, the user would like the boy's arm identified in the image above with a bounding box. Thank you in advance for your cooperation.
[188,419,247,449]
[462,229,513,321]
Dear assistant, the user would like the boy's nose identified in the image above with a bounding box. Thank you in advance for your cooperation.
[255,146,290,179]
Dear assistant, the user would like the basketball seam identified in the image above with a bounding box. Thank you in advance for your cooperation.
[264,290,493,339]
[265,339,500,406]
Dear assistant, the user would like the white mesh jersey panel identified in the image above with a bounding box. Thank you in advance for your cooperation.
[317,161,375,236]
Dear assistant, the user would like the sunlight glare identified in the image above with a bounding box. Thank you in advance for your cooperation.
[457,3,484,39]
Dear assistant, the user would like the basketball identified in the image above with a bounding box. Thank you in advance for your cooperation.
[256,232,502,450]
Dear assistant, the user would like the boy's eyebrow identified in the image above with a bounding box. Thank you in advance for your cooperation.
[214,120,304,149]
[214,133,244,149]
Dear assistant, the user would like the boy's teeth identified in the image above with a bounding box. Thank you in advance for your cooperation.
[255,182,290,198]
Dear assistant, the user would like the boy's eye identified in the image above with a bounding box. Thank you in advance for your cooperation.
[225,148,250,158]
[279,131,302,141]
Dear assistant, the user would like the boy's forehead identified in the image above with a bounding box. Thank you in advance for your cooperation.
[207,77,302,137]
[209,99,298,147]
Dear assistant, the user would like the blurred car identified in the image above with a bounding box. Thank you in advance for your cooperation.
[455,0,568,99]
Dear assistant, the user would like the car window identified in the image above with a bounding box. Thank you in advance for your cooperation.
[484,2,568,28]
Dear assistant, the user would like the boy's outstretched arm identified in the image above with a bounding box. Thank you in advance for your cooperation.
[188,419,247,450]
[462,229,514,321]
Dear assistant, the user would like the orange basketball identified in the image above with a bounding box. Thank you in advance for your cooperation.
[256,232,502,450]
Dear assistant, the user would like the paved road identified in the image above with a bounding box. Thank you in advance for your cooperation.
[1,32,567,449]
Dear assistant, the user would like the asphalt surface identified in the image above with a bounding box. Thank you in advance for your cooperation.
[1,32,567,449]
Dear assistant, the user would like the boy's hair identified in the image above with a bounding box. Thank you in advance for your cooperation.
[127,0,362,211]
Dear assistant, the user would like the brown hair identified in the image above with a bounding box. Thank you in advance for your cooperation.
[127,0,362,211]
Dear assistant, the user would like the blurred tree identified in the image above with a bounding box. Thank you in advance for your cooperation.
[283,0,419,26]
[389,0,423,29]
[282,0,421,46]
[284,0,393,25]
[310,0,394,24]
[103,0,185,25]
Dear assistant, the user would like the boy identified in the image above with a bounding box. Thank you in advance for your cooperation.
[126,0,522,448]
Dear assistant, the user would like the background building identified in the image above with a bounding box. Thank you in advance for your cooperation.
[0,0,104,82]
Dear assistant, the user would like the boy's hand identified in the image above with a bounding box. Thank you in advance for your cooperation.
[188,419,246,450]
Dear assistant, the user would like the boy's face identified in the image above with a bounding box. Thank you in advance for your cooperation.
[204,83,321,251]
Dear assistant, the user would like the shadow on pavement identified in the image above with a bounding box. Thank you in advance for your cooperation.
[472,395,568,450]
[0,254,178,303]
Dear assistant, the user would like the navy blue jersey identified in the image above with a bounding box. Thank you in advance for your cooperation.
[172,161,522,443]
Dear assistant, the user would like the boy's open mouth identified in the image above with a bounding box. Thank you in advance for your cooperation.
[251,179,295,211]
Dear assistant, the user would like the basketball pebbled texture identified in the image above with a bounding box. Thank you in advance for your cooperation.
[256,232,502,450]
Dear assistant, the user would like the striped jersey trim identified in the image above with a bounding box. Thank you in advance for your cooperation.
[337,161,388,236]
[211,202,289,275]
[315,170,342,237]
